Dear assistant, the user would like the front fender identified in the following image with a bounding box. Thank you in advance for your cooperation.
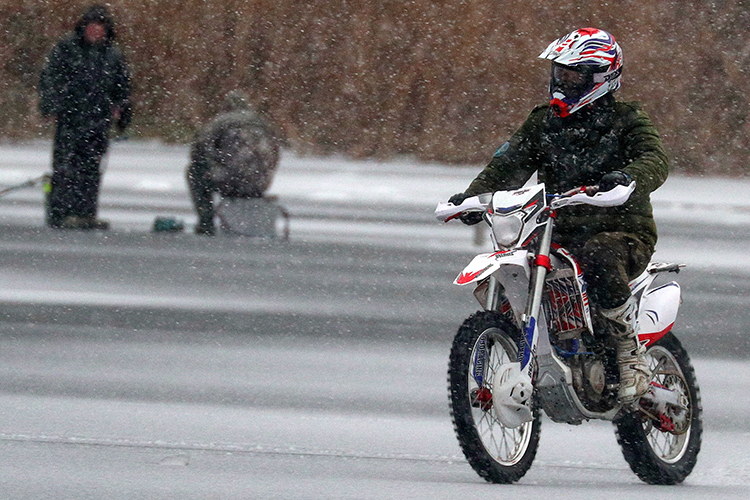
[454,249,530,286]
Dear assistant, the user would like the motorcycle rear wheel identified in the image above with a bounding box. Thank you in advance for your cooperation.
[448,311,541,484]
[614,331,703,484]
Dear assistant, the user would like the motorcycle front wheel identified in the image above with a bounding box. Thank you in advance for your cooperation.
[614,331,703,484]
[448,311,541,484]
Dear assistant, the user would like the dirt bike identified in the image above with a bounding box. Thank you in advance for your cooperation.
[435,182,702,485]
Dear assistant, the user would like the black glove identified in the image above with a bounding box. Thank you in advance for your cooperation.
[448,192,471,206]
[460,211,484,225]
[598,171,632,192]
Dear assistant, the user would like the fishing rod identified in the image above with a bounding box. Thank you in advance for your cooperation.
[0,173,50,198]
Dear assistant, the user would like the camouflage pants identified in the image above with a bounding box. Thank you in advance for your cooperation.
[567,232,653,311]
[186,156,215,231]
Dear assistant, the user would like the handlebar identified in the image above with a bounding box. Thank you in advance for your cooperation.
[549,181,635,209]
[435,193,491,222]
[435,181,635,222]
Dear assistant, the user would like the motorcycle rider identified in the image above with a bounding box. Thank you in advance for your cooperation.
[449,28,669,403]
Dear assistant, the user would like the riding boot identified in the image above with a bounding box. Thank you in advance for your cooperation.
[601,296,650,403]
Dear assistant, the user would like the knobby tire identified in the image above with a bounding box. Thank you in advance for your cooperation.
[448,310,541,484]
[614,331,703,484]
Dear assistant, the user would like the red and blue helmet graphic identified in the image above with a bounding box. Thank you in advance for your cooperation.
[539,28,623,117]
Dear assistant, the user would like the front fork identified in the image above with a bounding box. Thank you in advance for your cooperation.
[518,215,555,379]
[471,216,556,429]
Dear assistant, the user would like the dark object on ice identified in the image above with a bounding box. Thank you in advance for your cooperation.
[153,217,185,233]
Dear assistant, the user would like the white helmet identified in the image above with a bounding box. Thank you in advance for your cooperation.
[538,28,623,117]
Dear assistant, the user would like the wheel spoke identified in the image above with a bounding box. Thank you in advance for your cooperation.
[642,345,691,463]
[467,329,533,465]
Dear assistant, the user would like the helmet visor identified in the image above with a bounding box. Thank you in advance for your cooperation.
[551,63,594,99]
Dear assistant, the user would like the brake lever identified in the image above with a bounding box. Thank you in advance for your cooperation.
[558,185,601,198]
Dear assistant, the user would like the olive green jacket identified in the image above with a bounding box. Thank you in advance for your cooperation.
[465,96,669,249]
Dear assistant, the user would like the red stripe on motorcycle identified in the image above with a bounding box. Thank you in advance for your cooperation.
[535,254,552,271]
[640,322,674,346]
[456,266,490,285]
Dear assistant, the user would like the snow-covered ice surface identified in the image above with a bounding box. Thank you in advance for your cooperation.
[0,335,748,499]
[2,140,750,219]
[2,140,750,264]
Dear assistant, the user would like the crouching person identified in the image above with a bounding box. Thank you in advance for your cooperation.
[187,91,280,236]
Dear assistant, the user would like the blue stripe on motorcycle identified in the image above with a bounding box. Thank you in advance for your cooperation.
[521,318,535,367]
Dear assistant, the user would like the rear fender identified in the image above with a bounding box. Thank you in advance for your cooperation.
[637,281,681,346]
[454,249,530,286]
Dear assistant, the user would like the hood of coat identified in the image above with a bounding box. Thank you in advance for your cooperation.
[75,4,116,46]
[220,90,258,116]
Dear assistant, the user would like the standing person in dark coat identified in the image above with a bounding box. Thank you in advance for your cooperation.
[187,91,280,236]
[39,4,131,230]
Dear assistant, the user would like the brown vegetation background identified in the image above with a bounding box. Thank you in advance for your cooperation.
[1,0,748,174]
